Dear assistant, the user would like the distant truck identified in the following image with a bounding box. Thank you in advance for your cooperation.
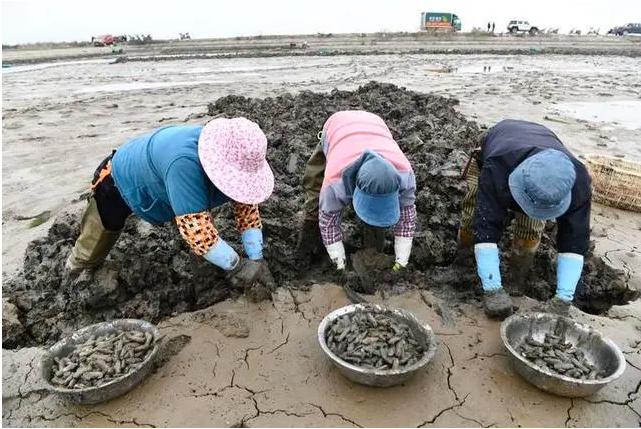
[420,12,462,32]
[92,35,116,47]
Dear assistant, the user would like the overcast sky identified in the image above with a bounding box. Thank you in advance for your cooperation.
[3,0,640,44]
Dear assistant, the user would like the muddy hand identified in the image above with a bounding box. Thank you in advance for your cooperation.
[257,261,276,290]
[228,259,263,288]
[335,269,367,304]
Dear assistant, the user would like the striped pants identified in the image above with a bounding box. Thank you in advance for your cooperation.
[460,157,545,247]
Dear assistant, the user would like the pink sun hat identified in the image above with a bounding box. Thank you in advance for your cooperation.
[198,117,274,204]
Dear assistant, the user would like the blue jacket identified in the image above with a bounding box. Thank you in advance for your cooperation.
[111,125,230,225]
[473,120,592,255]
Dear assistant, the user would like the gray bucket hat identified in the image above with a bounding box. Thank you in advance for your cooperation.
[508,149,576,220]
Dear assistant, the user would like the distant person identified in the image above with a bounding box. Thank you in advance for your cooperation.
[66,119,276,290]
[487,22,491,32]
[492,22,496,33]
[296,111,417,277]
[456,120,592,319]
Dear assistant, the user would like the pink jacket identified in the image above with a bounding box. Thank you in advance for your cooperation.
[318,111,417,245]
[321,111,413,193]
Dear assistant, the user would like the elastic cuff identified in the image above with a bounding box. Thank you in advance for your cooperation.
[203,239,240,270]
[474,243,498,250]
[241,228,263,261]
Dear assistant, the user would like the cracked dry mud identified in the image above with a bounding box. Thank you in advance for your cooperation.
[3,286,641,427]
[2,82,637,350]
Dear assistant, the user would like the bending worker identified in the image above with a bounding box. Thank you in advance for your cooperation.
[458,119,591,319]
[297,110,417,275]
[66,118,275,288]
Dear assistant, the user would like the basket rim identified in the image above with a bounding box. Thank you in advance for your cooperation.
[584,154,641,178]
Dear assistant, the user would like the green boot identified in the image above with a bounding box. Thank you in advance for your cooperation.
[362,224,386,252]
[65,198,121,273]
[506,238,539,297]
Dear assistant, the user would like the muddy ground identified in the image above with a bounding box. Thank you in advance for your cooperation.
[3,33,641,65]
[3,82,638,349]
[3,40,641,427]
[3,286,641,427]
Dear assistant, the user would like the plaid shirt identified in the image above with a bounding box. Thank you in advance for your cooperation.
[319,204,417,246]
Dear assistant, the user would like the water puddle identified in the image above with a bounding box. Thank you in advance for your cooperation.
[2,59,112,74]
[553,100,641,130]
[75,79,230,94]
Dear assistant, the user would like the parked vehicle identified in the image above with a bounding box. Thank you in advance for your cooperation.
[91,35,116,47]
[610,23,641,35]
[420,12,462,32]
[507,20,539,35]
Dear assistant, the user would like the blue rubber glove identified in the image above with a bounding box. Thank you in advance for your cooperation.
[241,228,263,261]
[556,253,584,302]
[203,239,240,270]
[474,243,502,291]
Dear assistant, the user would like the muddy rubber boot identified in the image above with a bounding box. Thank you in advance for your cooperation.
[506,239,539,297]
[65,198,121,274]
[483,288,514,320]
[451,228,474,267]
[362,224,386,252]
[295,219,323,267]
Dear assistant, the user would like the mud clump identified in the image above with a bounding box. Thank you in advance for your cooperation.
[3,81,635,349]
[326,309,426,370]
[49,330,156,389]
[518,334,605,380]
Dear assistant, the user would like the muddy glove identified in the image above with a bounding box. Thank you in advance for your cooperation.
[228,259,275,289]
[326,241,346,270]
[203,239,240,271]
[295,219,323,264]
[393,236,412,270]
[556,253,583,303]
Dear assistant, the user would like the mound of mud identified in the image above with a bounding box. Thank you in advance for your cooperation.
[3,82,636,349]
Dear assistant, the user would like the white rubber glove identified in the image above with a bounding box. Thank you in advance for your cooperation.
[394,236,413,268]
[326,241,346,270]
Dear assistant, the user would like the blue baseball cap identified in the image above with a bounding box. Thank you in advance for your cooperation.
[508,149,576,220]
[351,152,401,227]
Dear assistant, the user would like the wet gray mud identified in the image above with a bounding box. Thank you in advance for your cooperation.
[3,82,637,349]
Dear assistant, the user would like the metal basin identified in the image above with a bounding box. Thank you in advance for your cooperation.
[41,319,160,404]
[318,304,437,387]
[500,313,626,397]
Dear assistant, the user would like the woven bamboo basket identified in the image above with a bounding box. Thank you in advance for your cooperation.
[585,154,641,213]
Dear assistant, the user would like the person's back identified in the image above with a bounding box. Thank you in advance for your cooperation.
[112,125,231,225]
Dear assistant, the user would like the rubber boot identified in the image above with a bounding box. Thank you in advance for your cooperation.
[506,238,539,297]
[483,288,514,320]
[452,227,474,267]
[65,198,121,273]
[362,224,385,252]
